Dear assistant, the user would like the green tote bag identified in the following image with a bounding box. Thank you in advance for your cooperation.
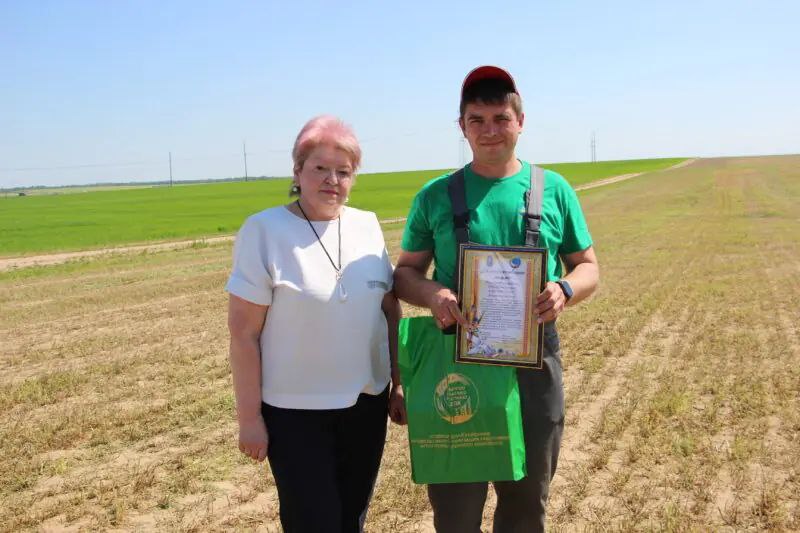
[398,316,526,484]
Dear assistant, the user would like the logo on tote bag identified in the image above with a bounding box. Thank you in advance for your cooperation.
[434,373,479,424]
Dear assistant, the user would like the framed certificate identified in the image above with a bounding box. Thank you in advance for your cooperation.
[455,244,547,369]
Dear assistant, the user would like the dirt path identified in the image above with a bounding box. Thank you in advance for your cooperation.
[0,160,696,272]
[573,158,697,192]
[0,236,237,271]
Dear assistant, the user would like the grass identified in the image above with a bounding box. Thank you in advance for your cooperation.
[2,154,797,531]
[0,158,687,257]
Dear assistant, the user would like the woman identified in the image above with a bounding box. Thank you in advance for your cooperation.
[225,115,405,532]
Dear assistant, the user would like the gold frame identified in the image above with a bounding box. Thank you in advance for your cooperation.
[455,244,547,369]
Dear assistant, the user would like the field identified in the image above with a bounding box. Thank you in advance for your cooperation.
[1,155,799,531]
[0,158,686,256]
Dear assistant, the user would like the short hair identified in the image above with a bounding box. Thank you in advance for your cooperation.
[291,115,362,177]
[459,78,523,119]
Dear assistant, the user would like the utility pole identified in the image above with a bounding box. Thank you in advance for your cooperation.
[169,152,173,186]
[243,141,248,182]
[590,131,597,163]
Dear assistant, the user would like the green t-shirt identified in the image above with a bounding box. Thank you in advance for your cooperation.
[401,160,593,291]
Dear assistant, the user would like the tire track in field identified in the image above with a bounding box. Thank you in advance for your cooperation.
[552,212,698,496]
[552,306,702,527]
[1,252,229,294]
[1,250,227,307]
[552,306,674,483]
[487,249,698,528]
[1,266,225,329]
[563,171,712,410]
[554,228,739,528]
[561,265,690,418]
[549,217,707,526]
[1,285,218,340]
[761,244,800,360]
[527,304,676,527]
[686,165,800,529]
[26,423,278,532]
[702,166,800,529]
[0,236,236,272]
[0,286,226,383]
[711,240,800,528]
[556,157,702,358]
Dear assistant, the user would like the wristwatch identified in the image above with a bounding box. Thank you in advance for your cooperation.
[556,279,573,302]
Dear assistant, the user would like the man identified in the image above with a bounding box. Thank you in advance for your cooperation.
[394,65,600,532]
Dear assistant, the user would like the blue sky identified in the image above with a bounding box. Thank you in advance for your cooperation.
[1,0,798,188]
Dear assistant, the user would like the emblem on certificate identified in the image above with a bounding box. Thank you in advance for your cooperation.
[455,244,547,369]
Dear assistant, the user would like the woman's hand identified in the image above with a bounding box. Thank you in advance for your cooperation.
[238,414,269,462]
[228,295,269,462]
[389,384,408,425]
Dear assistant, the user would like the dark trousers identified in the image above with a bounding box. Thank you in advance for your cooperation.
[428,323,565,533]
[261,386,389,533]
[427,417,564,533]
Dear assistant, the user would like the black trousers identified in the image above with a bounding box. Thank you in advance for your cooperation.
[261,386,389,533]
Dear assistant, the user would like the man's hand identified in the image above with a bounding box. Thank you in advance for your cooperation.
[238,414,269,462]
[427,286,470,330]
[389,384,407,425]
[535,281,568,324]
[394,249,472,330]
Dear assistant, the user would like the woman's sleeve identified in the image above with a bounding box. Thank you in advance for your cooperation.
[373,212,394,292]
[225,216,274,305]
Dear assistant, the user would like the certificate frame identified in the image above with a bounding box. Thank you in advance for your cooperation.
[455,244,547,369]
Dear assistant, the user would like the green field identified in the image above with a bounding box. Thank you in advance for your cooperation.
[1,158,686,256]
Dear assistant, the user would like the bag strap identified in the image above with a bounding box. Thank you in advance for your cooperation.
[447,168,469,294]
[447,168,470,246]
[448,164,546,250]
[523,165,545,247]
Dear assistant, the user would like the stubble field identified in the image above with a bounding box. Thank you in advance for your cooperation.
[1,155,798,531]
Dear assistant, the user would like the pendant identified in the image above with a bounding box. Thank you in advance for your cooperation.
[335,271,346,302]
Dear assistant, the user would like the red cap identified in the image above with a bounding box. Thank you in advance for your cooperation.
[461,65,518,97]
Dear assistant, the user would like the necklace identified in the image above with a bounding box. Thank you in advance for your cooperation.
[295,201,347,302]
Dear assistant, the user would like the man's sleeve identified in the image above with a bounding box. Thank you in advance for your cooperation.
[225,216,274,305]
[559,185,594,255]
[400,189,434,252]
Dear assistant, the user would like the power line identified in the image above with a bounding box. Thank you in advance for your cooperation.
[243,141,248,182]
[1,149,293,173]
[4,127,458,174]
[1,161,160,172]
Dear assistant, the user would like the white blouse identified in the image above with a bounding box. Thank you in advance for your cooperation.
[225,205,393,409]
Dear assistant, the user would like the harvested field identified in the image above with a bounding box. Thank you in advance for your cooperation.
[1,155,798,531]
